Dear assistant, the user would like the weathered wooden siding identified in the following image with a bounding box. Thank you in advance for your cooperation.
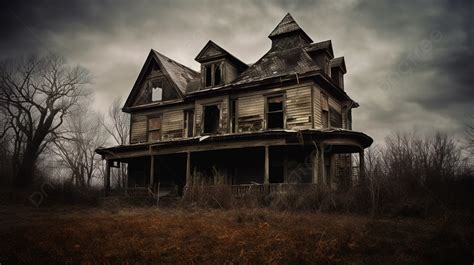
[161,110,184,140]
[130,114,147,143]
[313,86,322,128]
[238,94,264,132]
[286,86,312,130]
[224,59,240,83]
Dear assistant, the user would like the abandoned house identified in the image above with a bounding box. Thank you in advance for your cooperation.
[96,13,373,196]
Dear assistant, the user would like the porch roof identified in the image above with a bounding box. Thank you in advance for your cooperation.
[95,129,373,160]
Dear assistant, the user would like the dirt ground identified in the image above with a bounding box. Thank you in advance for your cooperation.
[0,205,472,264]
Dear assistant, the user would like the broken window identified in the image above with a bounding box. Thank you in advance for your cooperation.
[147,116,161,142]
[205,65,212,87]
[204,62,224,88]
[214,64,223,86]
[229,99,237,133]
[151,79,163,102]
[266,95,284,129]
[321,93,329,128]
[203,105,220,134]
[184,110,194,137]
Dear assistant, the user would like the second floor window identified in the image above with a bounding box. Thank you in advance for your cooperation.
[184,110,194,137]
[204,62,224,88]
[229,99,238,133]
[203,105,220,134]
[321,93,329,128]
[148,116,161,142]
[266,95,284,129]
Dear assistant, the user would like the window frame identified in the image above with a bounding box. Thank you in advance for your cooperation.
[183,109,195,138]
[150,78,165,102]
[202,103,221,135]
[229,98,238,133]
[203,61,225,88]
[265,93,286,130]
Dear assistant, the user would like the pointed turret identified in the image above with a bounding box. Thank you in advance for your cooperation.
[268,13,312,50]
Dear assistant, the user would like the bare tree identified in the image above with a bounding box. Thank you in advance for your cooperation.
[102,97,130,187]
[0,54,89,187]
[52,105,107,187]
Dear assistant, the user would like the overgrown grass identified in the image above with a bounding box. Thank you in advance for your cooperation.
[0,206,471,264]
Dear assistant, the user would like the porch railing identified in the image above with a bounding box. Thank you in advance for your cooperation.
[185,183,320,198]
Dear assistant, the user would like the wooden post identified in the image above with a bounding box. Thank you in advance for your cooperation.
[320,143,326,185]
[359,150,365,184]
[150,155,154,189]
[264,145,269,184]
[105,160,111,196]
[312,147,319,184]
[186,152,191,187]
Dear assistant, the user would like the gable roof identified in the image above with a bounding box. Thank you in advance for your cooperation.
[268,13,312,43]
[330,56,346,73]
[195,40,248,70]
[123,50,200,111]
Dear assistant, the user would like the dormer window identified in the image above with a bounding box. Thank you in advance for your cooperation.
[204,62,224,88]
[151,79,163,102]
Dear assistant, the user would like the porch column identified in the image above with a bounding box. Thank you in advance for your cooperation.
[149,155,155,188]
[264,145,269,184]
[320,143,326,185]
[186,152,192,186]
[104,160,111,196]
[358,150,365,184]
[312,146,319,184]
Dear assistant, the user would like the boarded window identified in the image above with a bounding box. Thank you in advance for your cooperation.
[203,105,220,134]
[230,99,237,133]
[266,95,284,129]
[148,117,161,142]
[184,110,194,137]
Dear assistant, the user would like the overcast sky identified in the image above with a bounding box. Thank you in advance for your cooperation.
[1,0,473,145]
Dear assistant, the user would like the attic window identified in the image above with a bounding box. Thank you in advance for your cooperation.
[151,79,163,102]
[204,62,224,88]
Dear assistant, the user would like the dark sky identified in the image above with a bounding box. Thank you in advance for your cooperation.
[1,0,473,145]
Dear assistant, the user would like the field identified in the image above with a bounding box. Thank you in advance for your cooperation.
[0,205,472,264]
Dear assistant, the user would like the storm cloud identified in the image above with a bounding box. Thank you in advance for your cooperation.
[1,0,472,144]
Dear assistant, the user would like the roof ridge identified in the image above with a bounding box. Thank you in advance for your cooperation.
[152,49,199,75]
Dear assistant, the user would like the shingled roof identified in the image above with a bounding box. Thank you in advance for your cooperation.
[152,50,200,95]
[268,13,312,43]
[233,46,320,85]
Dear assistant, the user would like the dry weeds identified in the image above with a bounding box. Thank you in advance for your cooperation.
[0,205,472,264]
